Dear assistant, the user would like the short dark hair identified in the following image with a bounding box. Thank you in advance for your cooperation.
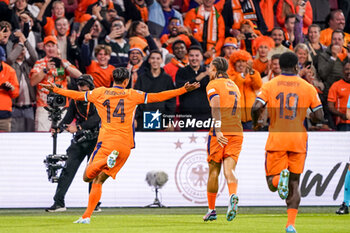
[113,67,129,84]
[77,74,95,90]
[285,14,296,24]
[169,17,180,22]
[332,29,345,39]
[172,40,186,51]
[188,45,203,54]
[271,53,281,61]
[279,52,298,69]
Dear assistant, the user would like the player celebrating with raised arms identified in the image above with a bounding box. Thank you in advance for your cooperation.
[251,52,324,233]
[41,67,199,224]
[203,57,243,222]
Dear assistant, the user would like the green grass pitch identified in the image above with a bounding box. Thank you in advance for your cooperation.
[0,207,348,233]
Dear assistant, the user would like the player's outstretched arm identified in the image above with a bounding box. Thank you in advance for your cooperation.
[40,81,86,101]
[146,82,200,103]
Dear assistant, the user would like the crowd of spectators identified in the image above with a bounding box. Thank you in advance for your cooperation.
[0,0,349,132]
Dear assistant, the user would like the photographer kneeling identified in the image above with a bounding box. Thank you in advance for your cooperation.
[46,75,101,212]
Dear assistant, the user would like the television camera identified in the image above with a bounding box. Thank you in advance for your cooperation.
[43,89,68,183]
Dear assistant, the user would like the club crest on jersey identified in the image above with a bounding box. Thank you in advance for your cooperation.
[143,110,162,129]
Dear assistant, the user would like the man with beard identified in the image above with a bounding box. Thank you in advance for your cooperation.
[160,17,199,54]
[164,40,188,83]
[175,45,211,130]
[126,45,144,88]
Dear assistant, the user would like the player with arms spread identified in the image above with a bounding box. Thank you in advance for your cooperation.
[203,57,243,222]
[251,52,324,233]
[41,67,199,224]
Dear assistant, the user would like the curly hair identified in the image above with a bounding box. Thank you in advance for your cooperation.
[229,50,252,66]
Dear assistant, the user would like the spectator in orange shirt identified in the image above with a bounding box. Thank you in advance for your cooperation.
[320,9,350,47]
[164,40,188,83]
[30,36,82,131]
[252,36,274,78]
[0,60,19,132]
[81,39,115,88]
[276,0,312,35]
[328,62,350,131]
[184,0,225,64]
[220,37,238,61]
[228,50,262,129]
[37,0,67,36]
[160,17,199,54]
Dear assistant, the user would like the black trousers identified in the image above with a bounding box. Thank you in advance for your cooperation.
[53,138,97,206]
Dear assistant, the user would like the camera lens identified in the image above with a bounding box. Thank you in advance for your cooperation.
[55,96,65,105]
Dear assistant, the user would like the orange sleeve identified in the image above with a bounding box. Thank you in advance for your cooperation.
[146,87,187,103]
[53,86,85,101]
[184,9,196,28]
[206,81,218,103]
[275,0,285,27]
[214,0,225,13]
[215,15,225,54]
[249,71,263,90]
[327,82,337,103]
[303,2,313,28]
[160,34,168,44]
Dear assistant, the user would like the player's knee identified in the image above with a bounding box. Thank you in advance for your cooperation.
[266,177,277,192]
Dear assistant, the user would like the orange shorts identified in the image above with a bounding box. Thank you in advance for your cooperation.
[207,135,243,163]
[265,151,306,176]
[89,139,131,179]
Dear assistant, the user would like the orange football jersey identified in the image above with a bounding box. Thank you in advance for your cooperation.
[54,85,187,148]
[257,74,322,152]
[206,78,243,136]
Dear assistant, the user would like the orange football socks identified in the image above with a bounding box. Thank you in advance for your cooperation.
[207,192,217,210]
[82,183,102,218]
[228,182,238,196]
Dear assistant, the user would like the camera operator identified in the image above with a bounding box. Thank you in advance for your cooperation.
[46,74,101,212]
[29,35,82,131]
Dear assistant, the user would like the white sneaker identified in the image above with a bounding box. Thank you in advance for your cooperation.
[107,150,119,168]
[73,217,90,224]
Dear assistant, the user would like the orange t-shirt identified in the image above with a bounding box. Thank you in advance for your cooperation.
[54,86,187,149]
[206,77,243,136]
[320,28,350,47]
[257,74,322,152]
[327,79,350,125]
[86,61,115,88]
[253,58,269,76]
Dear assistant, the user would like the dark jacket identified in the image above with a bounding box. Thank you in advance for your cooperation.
[59,99,100,131]
[318,46,349,98]
[134,68,176,130]
[175,65,210,115]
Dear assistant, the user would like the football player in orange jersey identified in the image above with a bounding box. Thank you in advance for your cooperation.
[41,67,199,224]
[203,57,243,222]
[251,52,324,233]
